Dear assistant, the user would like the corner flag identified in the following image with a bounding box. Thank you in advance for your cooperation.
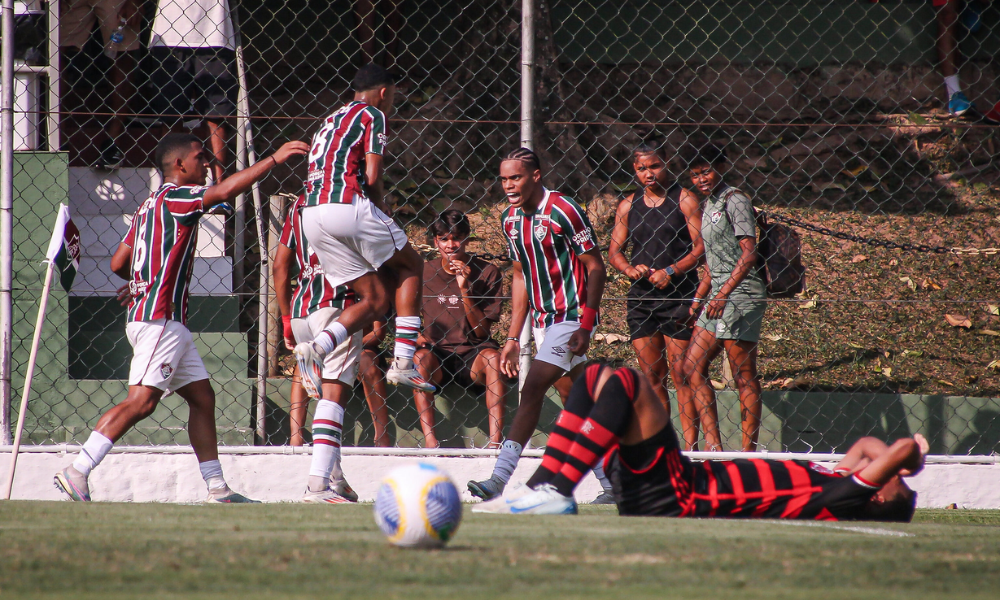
[44,204,81,292]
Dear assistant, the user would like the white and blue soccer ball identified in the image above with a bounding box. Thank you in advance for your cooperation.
[374,463,463,549]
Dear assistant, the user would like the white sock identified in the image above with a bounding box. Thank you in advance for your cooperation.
[316,322,348,355]
[308,400,345,491]
[491,439,523,484]
[72,432,114,477]
[592,463,613,492]
[945,75,962,98]
[393,316,421,363]
[199,459,227,491]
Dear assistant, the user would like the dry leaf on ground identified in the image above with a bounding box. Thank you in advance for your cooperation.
[944,314,973,328]
[851,255,868,263]
[987,360,1000,371]
[978,330,1000,337]
[899,276,916,291]
[987,304,1000,316]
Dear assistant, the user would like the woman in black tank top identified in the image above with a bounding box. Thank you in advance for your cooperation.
[608,143,707,450]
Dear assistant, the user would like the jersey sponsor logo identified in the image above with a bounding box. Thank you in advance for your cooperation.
[307,169,325,182]
[533,215,550,241]
[710,210,723,224]
[572,228,593,247]
[377,132,388,146]
[159,363,173,379]
[129,279,149,297]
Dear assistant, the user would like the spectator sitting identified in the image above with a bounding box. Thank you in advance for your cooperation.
[149,0,238,182]
[680,143,767,452]
[412,210,505,448]
[61,0,143,168]
[358,319,393,447]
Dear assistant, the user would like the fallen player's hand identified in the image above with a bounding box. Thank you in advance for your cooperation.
[500,339,519,378]
[567,327,591,356]
[115,283,133,307]
[271,141,310,165]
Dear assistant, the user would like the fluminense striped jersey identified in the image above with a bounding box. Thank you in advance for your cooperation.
[122,183,207,324]
[303,101,387,206]
[502,189,598,328]
[278,196,354,318]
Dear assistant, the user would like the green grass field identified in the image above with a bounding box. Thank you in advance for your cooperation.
[1,503,998,599]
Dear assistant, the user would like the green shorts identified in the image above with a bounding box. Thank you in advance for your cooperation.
[695,297,767,342]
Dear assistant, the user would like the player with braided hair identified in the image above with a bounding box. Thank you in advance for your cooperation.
[468,148,608,501]
[477,362,925,521]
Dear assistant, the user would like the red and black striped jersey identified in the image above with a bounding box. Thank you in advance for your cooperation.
[278,196,354,318]
[122,183,207,324]
[303,101,387,206]
[687,458,880,521]
[501,189,598,328]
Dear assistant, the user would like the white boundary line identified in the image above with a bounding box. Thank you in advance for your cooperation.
[769,520,916,537]
[0,445,997,464]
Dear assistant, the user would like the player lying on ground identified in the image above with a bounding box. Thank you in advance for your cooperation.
[295,63,433,398]
[274,194,363,503]
[475,362,925,520]
[54,133,309,503]
[468,148,609,501]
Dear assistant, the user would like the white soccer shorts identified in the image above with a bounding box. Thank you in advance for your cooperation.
[126,319,210,391]
[532,320,587,372]
[300,195,408,289]
[290,306,363,386]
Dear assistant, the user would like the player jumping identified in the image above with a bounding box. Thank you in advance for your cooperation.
[274,194,362,504]
[54,133,309,502]
[294,64,433,397]
[467,148,607,501]
[477,362,924,521]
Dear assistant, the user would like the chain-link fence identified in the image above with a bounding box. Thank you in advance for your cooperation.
[2,0,998,455]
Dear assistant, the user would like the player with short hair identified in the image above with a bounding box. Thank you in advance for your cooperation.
[478,362,924,521]
[274,194,362,503]
[54,133,309,503]
[294,63,434,400]
[467,148,607,501]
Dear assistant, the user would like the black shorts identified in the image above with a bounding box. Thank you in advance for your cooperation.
[626,297,693,341]
[605,425,695,517]
[149,47,237,123]
[422,345,497,389]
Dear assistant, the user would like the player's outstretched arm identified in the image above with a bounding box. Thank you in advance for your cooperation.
[202,141,309,209]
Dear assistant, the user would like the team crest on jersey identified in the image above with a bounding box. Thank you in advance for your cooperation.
[533,215,550,241]
[159,363,173,379]
[710,211,723,224]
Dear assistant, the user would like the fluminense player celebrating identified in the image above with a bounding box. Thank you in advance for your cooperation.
[467,148,607,501]
[54,133,308,503]
[274,194,362,504]
[479,362,925,522]
[294,63,433,397]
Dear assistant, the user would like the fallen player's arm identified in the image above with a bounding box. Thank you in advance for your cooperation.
[855,437,925,487]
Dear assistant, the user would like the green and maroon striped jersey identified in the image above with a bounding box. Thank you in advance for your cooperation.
[501,189,598,328]
[122,183,206,324]
[279,195,354,318]
[303,101,387,206]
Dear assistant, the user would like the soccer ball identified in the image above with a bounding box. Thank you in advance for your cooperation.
[373,463,463,548]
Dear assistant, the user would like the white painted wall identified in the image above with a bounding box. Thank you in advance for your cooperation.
[3,450,998,509]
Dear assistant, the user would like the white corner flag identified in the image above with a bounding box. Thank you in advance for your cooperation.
[4,205,82,499]
[44,204,81,292]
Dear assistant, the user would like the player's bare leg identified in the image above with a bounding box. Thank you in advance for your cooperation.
[412,347,443,448]
[682,326,723,451]
[665,336,698,451]
[359,346,392,447]
[289,365,310,446]
[724,339,761,452]
[469,348,505,448]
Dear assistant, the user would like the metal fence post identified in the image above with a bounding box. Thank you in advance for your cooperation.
[1,0,16,445]
[516,0,535,398]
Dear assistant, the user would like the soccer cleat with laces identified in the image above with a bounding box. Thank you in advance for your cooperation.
[471,483,534,514]
[294,341,327,399]
[205,486,260,503]
[507,483,578,515]
[53,466,91,502]
[302,487,352,504]
[331,477,358,502]
[467,475,505,501]
[386,362,436,392]
[949,91,971,118]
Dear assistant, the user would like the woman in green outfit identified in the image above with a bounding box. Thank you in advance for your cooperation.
[680,144,767,452]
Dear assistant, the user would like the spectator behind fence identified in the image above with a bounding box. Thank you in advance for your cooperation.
[149,0,238,183]
[358,319,393,448]
[412,210,505,448]
[61,0,143,168]
[607,142,704,450]
[354,0,403,69]
[681,143,766,452]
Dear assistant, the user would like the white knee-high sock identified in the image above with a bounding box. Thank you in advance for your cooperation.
[316,322,348,354]
[72,432,114,476]
[393,316,421,364]
[491,439,523,484]
[308,400,345,491]
[199,459,227,491]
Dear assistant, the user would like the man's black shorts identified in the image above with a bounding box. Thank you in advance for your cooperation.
[605,424,694,517]
[423,345,498,389]
[626,297,693,341]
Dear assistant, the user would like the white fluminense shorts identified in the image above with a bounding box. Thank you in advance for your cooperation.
[300,196,408,289]
[290,306,363,386]
[532,320,587,372]
[126,319,209,391]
